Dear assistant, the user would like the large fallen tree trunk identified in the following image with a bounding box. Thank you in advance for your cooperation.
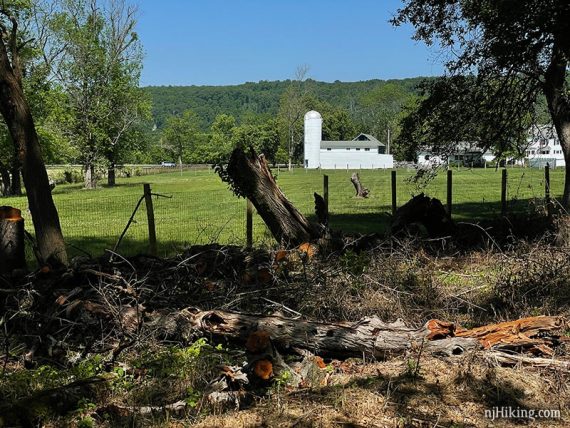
[157,309,565,360]
[218,148,323,247]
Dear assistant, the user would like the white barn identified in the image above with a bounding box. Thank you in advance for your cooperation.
[303,110,394,169]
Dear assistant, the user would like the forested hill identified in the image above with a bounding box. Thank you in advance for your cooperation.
[144,77,429,129]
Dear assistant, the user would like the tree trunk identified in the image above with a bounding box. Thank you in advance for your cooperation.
[0,206,26,275]
[0,164,10,196]
[0,55,67,265]
[221,148,322,247]
[84,163,96,189]
[350,172,369,197]
[9,163,21,196]
[544,45,570,208]
[107,162,116,187]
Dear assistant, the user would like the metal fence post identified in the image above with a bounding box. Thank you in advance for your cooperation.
[447,169,453,217]
[246,199,253,249]
[143,183,157,256]
[323,174,329,220]
[501,169,507,217]
[391,170,397,215]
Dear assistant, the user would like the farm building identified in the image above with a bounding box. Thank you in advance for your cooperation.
[525,124,566,168]
[417,142,495,167]
[303,110,394,169]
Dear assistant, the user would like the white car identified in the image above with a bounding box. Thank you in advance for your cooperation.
[160,161,176,167]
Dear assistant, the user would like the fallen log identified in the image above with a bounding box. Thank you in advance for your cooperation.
[218,148,323,247]
[155,309,565,360]
[162,308,480,358]
[350,173,369,198]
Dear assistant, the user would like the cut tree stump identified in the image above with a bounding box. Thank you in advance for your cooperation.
[154,309,565,360]
[0,206,26,275]
[351,173,369,198]
[219,148,323,247]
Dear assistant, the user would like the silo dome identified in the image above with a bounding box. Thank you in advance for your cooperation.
[305,110,322,120]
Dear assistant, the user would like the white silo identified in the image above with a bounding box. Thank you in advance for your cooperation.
[304,110,322,168]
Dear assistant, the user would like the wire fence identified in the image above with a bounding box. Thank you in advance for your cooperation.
[11,166,565,262]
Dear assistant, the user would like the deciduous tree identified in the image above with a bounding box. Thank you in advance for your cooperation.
[393,0,570,206]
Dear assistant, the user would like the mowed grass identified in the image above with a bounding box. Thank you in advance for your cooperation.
[2,166,563,260]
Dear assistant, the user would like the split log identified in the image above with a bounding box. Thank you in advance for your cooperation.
[0,206,26,275]
[218,148,322,247]
[350,173,369,198]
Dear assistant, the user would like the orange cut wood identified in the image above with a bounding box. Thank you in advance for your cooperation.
[0,206,22,221]
[298,242,316,259]
[253,359,273,380]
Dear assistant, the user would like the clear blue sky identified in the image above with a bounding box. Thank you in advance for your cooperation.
[137,0,443,87]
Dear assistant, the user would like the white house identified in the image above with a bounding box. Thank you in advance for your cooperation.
[303,110,394,169]
[525,124,565,168]
[417,142,495,167]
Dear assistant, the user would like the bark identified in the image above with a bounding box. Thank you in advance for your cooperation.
[0,206,26,275]
[168,308,481,358]
[0,28,67,265]
[543,43,570,208]
[314,192,328,226]
[350,173,369,198]
[161,309,563,360]
[107,162,116,187]
[222,148,322,247]
[0,163,10,196]
[9,163,21,196]
[84,162,96,189]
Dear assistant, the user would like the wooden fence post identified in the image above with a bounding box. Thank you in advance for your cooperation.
[447,169,453,217]
[501,169,507,217]
[391,170,397,215]
[545,163,552,217]
[323,174,329,220]
[143,183,157,256]
[246,198,253,249]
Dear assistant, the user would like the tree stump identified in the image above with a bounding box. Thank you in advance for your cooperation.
[351,173,369,197]
[0,206,26,275]
[218,148,323,247]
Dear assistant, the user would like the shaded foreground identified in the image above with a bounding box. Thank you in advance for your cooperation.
[1,226,570,426]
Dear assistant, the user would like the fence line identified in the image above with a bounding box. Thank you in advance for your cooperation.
[10,167,564,261]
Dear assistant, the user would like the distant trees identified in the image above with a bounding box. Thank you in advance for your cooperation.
[162,110,202,165]
[52,0,148,188]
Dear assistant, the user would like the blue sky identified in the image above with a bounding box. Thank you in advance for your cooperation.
[137,0,444,86]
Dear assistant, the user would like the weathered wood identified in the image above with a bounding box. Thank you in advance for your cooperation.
[143,183,157,256]
[0,206,26,275]
[350,172,369,198]
[167,308,481,358]
[219,148,322,247]
[155,309,565,362]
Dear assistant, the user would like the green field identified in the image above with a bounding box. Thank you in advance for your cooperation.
[2,166,563,260]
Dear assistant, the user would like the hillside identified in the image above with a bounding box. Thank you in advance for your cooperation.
[144,77,429,129]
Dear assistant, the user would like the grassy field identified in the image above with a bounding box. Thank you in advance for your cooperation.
[2,166,563,260]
